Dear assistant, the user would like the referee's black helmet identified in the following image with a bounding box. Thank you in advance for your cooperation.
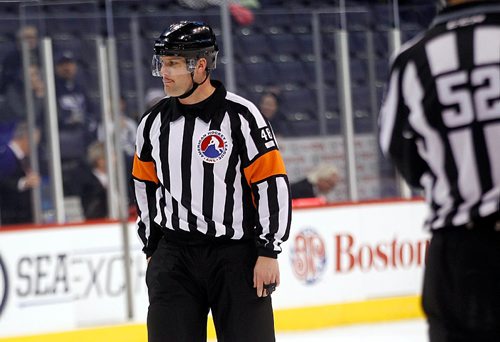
[151,21,219,76]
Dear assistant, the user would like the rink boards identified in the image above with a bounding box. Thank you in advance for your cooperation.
[0,199,429,341]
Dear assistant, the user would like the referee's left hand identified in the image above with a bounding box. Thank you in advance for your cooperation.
[253,256,280,297]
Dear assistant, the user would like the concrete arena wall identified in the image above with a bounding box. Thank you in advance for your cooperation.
[0,199,429,341]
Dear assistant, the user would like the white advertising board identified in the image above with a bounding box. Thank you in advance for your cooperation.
[0,200,429,338]
[274,201,430,309]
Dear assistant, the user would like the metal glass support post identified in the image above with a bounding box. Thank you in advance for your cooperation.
[96,37,119,219]
[365,29,379,134]
[220,0,236,92]
[336,0,359,201]
[40,38,65,223]
[107,35,134,320]
[312,12,328,136]
[21,40,42,224]
[105,0,134,320]
[131,16,145,114]
[390,0,412,199]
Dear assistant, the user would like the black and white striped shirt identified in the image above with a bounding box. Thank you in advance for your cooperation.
[379,1,500,230]
[132,81,291,257]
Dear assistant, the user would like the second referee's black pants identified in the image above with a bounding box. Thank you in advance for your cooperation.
[146,237,276,342]
[422,220,500,342]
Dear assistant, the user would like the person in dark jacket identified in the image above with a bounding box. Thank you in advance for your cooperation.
[0,122,40,225]
[54,50,97,197]
[290,164,339,200]
[0,25,39,94]
[258,91,294,138]
[81,142,108,219]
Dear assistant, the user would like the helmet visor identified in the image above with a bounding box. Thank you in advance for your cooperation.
[151,55,195,77]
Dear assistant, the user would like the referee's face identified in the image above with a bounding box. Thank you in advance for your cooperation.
[160,56,193,97]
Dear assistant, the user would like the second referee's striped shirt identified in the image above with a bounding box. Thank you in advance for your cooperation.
[132,80,291,258]
[379,2,500,230]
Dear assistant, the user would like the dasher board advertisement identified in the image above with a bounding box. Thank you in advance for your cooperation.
[0,200,429,338]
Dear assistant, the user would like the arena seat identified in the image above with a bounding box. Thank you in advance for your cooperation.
[280,88,317,119]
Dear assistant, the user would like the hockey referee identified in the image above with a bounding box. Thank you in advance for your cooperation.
[379,1,500,341]
[132,21,291,342]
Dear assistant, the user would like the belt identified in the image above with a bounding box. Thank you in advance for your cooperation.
[460,213,500,232]
[436,212,500,233]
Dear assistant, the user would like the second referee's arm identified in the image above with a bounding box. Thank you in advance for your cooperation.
[379,60,430,189]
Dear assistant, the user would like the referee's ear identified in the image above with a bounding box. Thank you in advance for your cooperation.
[195,58,209,77]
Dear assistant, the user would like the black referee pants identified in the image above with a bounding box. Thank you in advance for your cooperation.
[422,219,500,342]
[146,237,275,342]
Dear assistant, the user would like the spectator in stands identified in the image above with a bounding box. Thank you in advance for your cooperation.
[1,64,45,124]
[0,122,41,225]
[118,97,137,172]
[54,50,98,197]
[98,95,137,201]
[0,26,42,146]
[258,91,294,137]
[290,164,339,200]
[81,141,108,219]
[0,64,45,147]
[0,25,39,94]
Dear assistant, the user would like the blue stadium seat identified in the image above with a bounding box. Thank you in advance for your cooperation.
[243,61,277,86]
[345,12,370,31]
[321,32,336,59]
[276,60,311,86]
[290,14,312,34]
[116,39,134,64]
[349,58,368,86]
[373,30,390,58]
[0,41,15,61]
[351,86,372,128]
[325,87,339,114]
[319,13,341,33]
[119,68,136,94]
[322,60,337,87]
[235,33,270,58]
[372,5,393,29]
[280,88,317,118]
[0,18,17,40]
[268,33,300,57]
[297,34,314,55]
[255,13,291,34]
[348,31,367,57]
[289,119,320,137]
[113,17,132,39]
[232,62,248,89]
[375,58,390,83]
[211,65,226,83]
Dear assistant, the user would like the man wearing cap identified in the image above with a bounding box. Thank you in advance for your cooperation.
[54,50,97,197]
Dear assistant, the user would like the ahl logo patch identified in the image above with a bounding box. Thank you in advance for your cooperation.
[197,130,228,163]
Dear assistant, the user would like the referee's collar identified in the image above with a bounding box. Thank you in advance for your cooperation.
[172,80,227,123]
[433,1,500,26]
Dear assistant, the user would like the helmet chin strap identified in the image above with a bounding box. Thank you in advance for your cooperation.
[177,71,210,99]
